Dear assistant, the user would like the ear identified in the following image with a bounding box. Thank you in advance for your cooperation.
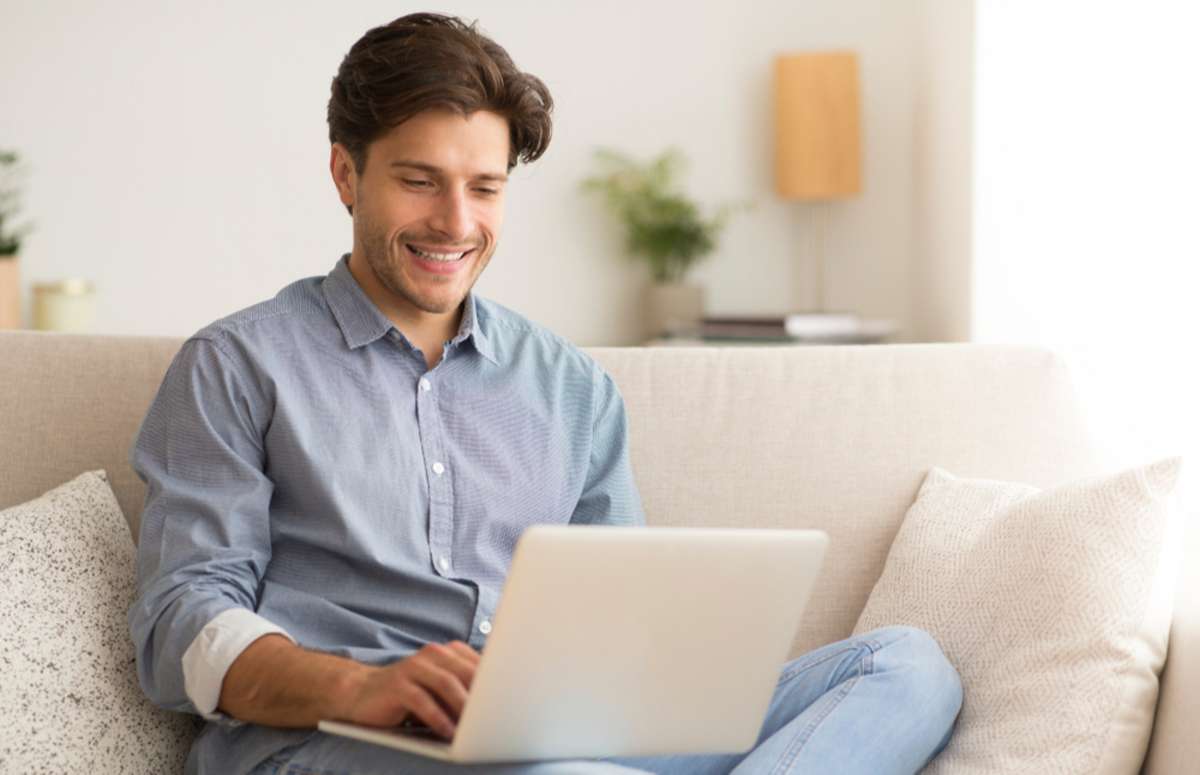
[329,144,357,214]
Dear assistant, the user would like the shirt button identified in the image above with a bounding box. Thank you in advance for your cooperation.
[438,556,450,572]
[479,619,492,635]
[419,378,432,392]
[432,462,445,476]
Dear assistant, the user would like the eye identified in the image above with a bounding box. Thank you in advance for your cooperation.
[475,188,499,196]
[403,179,432,188]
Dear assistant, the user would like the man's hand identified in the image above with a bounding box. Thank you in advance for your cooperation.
[336,641,480,739]
[218,635,480,739]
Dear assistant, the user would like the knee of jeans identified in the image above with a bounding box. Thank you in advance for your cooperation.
[876,626,963,724]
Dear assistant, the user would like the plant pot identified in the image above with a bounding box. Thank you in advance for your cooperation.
[646,282,705,339]
[0,256,20,329]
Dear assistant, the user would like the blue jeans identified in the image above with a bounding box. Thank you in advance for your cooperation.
[254,626,962,775]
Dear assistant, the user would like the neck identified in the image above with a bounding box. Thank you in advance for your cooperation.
[345,251,463,361]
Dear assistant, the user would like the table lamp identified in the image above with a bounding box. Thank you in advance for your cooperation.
[774,51,862,312]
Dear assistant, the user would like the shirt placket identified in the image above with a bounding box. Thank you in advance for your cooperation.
[415,367,456,579]
[467,584,499,651]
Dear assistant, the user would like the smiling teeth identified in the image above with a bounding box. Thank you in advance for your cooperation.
[411,246,467,262]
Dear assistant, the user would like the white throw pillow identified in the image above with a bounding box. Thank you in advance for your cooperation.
[0,470,197,772]
[854,458,1183,775]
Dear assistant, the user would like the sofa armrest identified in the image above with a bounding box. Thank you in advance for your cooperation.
[1141,506,1200,775]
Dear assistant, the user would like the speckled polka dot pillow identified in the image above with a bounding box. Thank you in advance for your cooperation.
[0,470,198,772]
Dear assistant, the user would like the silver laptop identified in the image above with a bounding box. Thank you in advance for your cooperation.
[319,525,828,763]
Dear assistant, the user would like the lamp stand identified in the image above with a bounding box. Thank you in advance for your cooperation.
[795,202,829,312]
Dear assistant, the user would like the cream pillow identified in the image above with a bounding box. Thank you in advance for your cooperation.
[854,458,1183,774]
[0,470,197,772]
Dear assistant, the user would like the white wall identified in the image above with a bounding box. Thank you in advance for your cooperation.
[973,2,1200,484]
[1,0,932,345]
[911,0,974,342]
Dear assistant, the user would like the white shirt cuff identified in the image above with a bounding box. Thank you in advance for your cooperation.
[182,608,295,722]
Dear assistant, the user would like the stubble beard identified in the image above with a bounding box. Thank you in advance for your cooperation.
[356,207,487,316]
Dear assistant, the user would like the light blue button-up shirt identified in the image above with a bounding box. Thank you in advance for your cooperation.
[128,255,645,773]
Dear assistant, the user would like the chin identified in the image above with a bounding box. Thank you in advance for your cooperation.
[406,286,470,315]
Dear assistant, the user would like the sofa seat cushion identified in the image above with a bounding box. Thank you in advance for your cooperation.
[0,470,197,771]
[855,458,1183,774]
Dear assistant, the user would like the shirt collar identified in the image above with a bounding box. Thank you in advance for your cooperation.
[455,292,498,365]
[322,254,497,364]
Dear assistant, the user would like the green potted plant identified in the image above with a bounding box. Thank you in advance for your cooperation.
[0,150,34,329]
[582,147,742,338]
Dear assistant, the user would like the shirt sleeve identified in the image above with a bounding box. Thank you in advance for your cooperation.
[569,366,646,527]
[182,608,295,722]
[127,335,280,718]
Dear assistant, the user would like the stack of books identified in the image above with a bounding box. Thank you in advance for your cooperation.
[665,313,896,344]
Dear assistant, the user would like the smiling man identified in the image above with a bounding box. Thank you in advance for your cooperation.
[128,12,962,775]
[339,107,510,367]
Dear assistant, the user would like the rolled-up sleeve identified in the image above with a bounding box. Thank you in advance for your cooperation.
[128,335,279,716]
[182,607,293,721]
[569,367,645,527]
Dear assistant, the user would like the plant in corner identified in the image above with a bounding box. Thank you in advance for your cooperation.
[0,149,34,329]
[581,147,744,338]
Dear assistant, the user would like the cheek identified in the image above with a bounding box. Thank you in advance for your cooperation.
[479,204,504,242]
[362,213,401,251]
[374,191,429,230]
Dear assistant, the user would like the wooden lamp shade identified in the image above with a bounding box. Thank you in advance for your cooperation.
[774,52,862,200]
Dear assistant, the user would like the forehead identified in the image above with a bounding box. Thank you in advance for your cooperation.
[367,108,510,177]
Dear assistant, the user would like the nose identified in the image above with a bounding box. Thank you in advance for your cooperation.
[428,185,474,244]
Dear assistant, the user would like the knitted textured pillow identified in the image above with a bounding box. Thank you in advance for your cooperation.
[0,470,197,772]
[855,458,1183,774]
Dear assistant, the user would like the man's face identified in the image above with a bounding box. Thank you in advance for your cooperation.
[334,108,510,316]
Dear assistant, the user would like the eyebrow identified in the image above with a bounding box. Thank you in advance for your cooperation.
[389,160,508,183]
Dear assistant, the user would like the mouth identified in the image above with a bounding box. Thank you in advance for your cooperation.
[405,243,476,275]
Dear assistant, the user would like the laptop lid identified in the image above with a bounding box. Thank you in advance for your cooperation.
[320,525,828,763]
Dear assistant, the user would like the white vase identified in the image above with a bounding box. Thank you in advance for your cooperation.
[0,257,20,329]
[646,282,705,339]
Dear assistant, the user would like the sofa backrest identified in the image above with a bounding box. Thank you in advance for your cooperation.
[2,332,184,527]
[1,331,1105,653]
[590,344,1106,655]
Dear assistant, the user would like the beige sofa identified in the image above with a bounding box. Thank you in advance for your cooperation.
[0,331,1194,773]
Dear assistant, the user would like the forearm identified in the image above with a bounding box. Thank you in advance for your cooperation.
[218,633,374,728]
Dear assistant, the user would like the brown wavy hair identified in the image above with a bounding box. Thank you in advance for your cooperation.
[327,13,554,177]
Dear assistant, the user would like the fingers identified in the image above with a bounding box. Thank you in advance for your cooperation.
[445,640,481,667]
[402,642,479,739]
[345,641,481,737]
[400,683,457,740]
[410,656,470,718]
[424,642,479,690]
[408,643,472,715]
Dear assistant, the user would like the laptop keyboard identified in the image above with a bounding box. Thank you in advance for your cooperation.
[399,718,450,741]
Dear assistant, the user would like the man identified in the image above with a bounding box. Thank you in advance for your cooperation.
[130,13,962,775]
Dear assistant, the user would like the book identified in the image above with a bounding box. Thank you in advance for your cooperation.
[656,313,896,344]
[701,313,863,338]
